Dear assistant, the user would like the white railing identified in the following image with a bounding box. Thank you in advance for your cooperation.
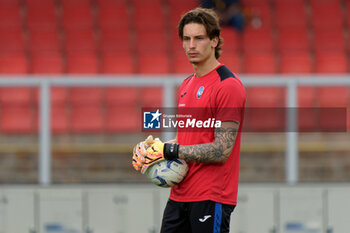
[0,74,349,185]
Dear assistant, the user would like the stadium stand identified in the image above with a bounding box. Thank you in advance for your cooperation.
[0,105,35,133]
[0,0,349,134]
[280,52,313,73]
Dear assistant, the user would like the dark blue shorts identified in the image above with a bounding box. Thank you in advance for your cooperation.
[160,199,235,233]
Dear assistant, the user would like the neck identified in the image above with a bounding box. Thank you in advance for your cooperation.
[192,56,221,77]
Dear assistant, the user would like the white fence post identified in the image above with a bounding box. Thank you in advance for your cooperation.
[286,79,298,184]
[39,80,51,185]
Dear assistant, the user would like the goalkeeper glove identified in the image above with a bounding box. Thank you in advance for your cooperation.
[140,137,165,173]
[132,135,180,173]
[132,135,153,171]
[140,137,180,174]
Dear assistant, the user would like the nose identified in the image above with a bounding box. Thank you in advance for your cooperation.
[189,38,195,49]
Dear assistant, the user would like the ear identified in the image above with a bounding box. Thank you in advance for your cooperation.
[211,37,219,48]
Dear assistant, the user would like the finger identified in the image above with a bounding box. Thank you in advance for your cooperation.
[132,152,143,165]
[132,153,139,161]
[136,148,146,161]
[137,142,147,154]
[145,135,154,146]
[132,160,140,171]
[139,142,147,153]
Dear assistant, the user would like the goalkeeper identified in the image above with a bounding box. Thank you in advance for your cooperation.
[133,8,246,233]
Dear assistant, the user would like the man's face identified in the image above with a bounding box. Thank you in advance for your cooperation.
[182,23,218,64]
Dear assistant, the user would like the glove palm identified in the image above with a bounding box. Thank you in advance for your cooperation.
[141,138,165,173]
[132,136,165,173]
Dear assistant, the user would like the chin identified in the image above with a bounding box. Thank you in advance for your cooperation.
[188,58,201,64]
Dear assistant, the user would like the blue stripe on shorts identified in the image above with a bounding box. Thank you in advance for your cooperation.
[213,202,222,233]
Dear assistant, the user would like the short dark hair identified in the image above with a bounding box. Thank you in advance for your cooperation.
[178,8,223,59]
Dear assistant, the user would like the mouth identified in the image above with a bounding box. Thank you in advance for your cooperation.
[188,52,199,57]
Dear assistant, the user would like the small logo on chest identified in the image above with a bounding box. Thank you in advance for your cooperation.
[197,86,205,99]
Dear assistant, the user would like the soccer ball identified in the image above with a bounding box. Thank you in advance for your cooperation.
[145,159,188,188]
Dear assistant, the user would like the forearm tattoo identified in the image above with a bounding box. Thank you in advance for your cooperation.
[178,125,238,163]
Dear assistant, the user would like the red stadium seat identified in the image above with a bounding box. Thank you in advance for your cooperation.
[0,5,22,29]
[140,87,163,108]
[71,105,105,133]
[244,107,285,132]
[315,52,348,73]
[173,55,193,74]
[311,3,343,29]
[136,30,167,54]
[61,0,91,7]
[134,5,164,30]
[299,87,316,107]
[31,52,64,74]
[244,52,276,73]
[62,5,93,29]
[170,30,184,56]
[346,1,350,30]
[106,105,139,132]
[316,86,349,132]
[138,53,170,74]
[313,28,345,53]
[70,87,103,106]
[0,29,25,52]
[221,27,241,52]
[96,0,128,6]
[0,106,34,133]
[298,86,318,132]
[219,55,242,74]
[278,28,309,53]
[25,0,55,6]
[0,86,33,106]
[245,84,286,132]
[64,28,96,52]
[242,28,274,53]
[246,86,285,108]
[275,1,307,29]
[280,52,313,74]
[0,0,20,6]
[105,87,138,106]
[29,28,61,52]
[51,106,69,133]
[0,53,28,73]
[66,52,99,73]
[308,0,336,4]
[97,3,128,30]
[102,52,134,73]
[100,29,131,52]
[317,87,350,108]
[131,0,162,6]
[26,5,58,30]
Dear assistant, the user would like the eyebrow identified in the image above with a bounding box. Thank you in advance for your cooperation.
[183,34,206,38]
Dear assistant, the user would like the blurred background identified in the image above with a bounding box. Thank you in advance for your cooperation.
[0,0,349,183]
[0,0,350,232]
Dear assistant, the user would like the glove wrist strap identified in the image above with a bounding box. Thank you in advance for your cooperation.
[164,143,179,160]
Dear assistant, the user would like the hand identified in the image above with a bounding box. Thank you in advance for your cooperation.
[141,138,165,174]
[132,135,154,171]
